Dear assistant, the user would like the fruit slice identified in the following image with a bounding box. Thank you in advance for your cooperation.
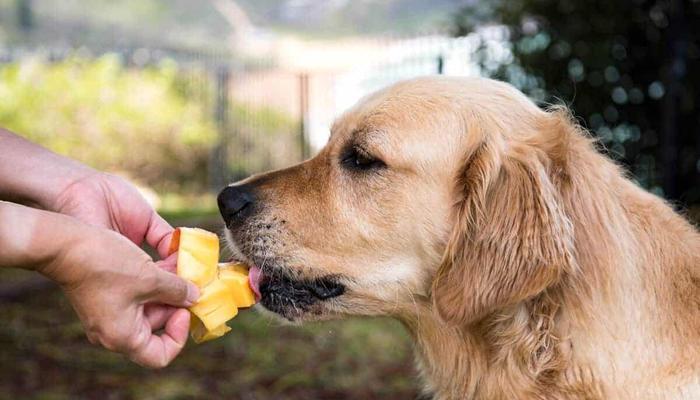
[168,228,256,343]
[190,317,231,344]
[219,263,256,307]
[189,279,239,331]
[168,227,218,288]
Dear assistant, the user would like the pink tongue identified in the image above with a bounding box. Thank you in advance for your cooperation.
[248,266,262,301]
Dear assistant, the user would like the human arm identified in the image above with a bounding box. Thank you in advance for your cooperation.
[0,128,173,257]
[0,200,198,368]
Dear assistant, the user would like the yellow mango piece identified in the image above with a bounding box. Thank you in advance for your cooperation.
[219,264,256,308]
[169,228,256,344]
[169,227,219,288]
[220,262,249,276]
[189,279,239,330]
[190,317,231,344]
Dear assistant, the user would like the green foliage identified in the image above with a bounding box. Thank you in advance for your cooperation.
[454,0,700,205]
[0,55,300,195]
[0,55,217,192]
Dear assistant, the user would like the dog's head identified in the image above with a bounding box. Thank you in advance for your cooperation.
[220,77,576,325]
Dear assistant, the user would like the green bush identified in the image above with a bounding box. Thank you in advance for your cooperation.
[0,54,216,192]
[0,54,300,196]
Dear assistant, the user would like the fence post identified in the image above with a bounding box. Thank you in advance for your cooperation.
[299,73,310,160]
[209,65,231,191]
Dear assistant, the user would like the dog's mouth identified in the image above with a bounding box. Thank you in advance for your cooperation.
[225,228,346,321]
[248,265,346,320]
[227,240,345,320]
[248,265,345,320]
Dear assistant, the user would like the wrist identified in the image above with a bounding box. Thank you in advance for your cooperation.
[0,130,97,210]
[45,222,153,289]
[0,202,84,276]
[38,219,96,286]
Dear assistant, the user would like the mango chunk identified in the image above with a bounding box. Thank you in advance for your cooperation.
[219,264,256,307]
[168,227,219,288]
[190,317,231,343]
[189,279,239,331]
[168,227,256,343]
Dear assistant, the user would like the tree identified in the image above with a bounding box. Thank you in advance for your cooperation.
[454,0,700,207]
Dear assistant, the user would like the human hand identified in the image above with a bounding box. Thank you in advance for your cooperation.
[1,131,171,257]
[51,171,173,258]
[43,224,199,368]
[49,172,199,366]
[0,132,198,367]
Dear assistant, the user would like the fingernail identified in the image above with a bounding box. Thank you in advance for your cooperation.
[186,282,200,305]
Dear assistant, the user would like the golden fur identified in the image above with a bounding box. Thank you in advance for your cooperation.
[224,77,700,399]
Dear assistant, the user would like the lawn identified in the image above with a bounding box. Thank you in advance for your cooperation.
[0,213,420,400]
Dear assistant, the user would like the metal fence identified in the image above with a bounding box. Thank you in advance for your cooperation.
[0,36,482,192]
[0,46,309,192]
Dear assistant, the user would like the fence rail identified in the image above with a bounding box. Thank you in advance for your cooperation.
[0,38,468,192]
[4,33,683,203]
[0,46,310,192]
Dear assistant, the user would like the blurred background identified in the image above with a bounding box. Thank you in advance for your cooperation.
[0,0,698,399]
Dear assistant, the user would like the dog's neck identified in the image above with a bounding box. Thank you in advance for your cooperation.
[402,294,585,400]
[400,160,700,400]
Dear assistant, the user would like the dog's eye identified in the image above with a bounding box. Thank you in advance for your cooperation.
[341,146,385,171]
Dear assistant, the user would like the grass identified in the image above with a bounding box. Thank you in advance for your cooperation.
[0,211,420,400]
[0,288,418,399]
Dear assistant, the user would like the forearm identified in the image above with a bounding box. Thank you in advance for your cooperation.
[0,200,83,278]
[0,129,96,209]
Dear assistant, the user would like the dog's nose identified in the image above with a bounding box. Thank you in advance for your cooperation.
[217,184,254,226]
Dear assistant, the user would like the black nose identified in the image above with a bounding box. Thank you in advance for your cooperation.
[217,185,254,227]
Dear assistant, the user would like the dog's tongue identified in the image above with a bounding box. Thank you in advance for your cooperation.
[248,266,262,301]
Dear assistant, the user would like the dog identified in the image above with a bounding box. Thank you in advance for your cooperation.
[217,77,700,399]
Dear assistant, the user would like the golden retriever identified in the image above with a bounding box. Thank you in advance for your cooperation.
[217,77,700,399]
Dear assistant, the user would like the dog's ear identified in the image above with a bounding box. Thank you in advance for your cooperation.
[432,111,575,325]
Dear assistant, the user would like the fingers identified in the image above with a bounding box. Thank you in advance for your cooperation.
[144,304,177,330]
[143,266,199,307]
[145,212,174,259]
[156,253,178,274]
[129,309,191,368]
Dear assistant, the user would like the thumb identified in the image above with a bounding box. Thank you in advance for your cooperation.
[144,212,175,260]
[143,265,199,307]
[156,253,178,274]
